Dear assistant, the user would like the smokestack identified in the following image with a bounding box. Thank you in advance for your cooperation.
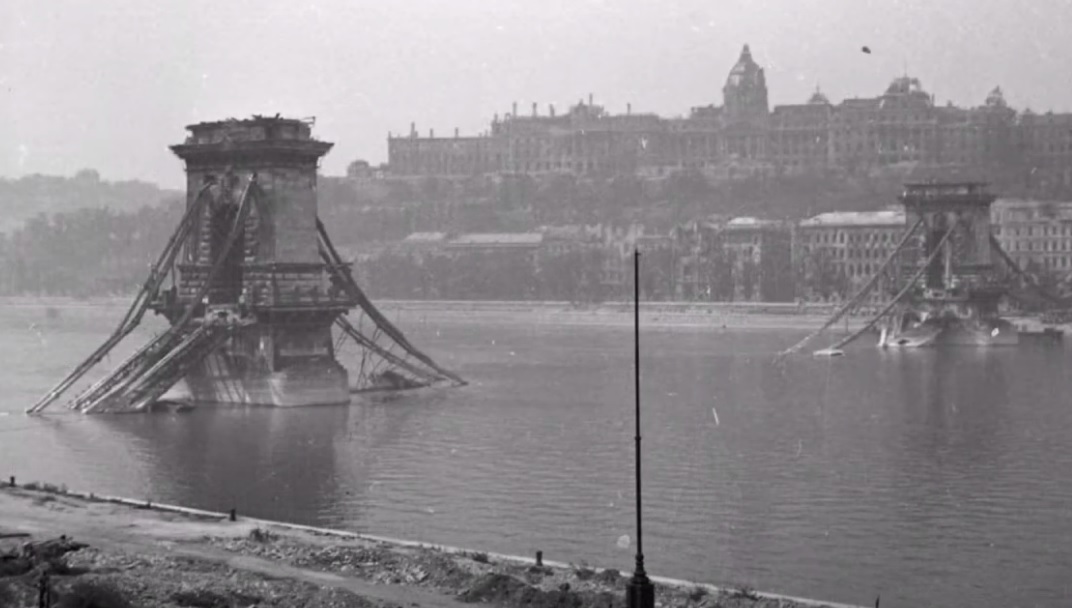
[627,103,632,115]
[588,93,593,106]
[410,122,416,137]
[532,102,537,117]
[430,128,434,138]
[549,104,555,117]
[512,101,518,117]
[454,127,459,138]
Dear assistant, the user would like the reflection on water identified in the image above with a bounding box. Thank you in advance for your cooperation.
[2,304,1072,607]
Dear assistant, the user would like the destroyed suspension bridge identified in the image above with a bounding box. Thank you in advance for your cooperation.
[28,116,464,415]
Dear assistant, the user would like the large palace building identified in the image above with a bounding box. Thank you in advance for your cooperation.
[387,45,1072,186]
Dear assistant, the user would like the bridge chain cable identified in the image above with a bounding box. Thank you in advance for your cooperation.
[26,182,216,414]
[316,218,465,388]
[814,221,958,354]
[988,234,1072,308]
[78,178,259,413]
[779,216,925,357]
[33,177,257,415]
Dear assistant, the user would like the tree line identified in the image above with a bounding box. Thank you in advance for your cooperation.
[0,202,183,296]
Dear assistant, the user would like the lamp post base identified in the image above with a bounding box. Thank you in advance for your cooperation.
[626,569,655,608]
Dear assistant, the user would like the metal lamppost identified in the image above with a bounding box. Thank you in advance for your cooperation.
[627,248,655,608]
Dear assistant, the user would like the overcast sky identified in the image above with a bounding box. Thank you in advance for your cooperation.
[2,0,1071,188]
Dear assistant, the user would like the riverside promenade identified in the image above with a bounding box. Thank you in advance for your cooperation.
[0,483,865,608]
[0,295,872,332]
[373,299,869,332]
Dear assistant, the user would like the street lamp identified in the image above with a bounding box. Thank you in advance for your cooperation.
[627,248,655,608]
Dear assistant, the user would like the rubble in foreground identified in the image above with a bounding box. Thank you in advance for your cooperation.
[208,528,829,608]
[0,537,377,608]
[0,485,846,608]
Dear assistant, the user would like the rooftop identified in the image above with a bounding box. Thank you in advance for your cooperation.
[540,225,600,241]
[725,216,785,229]
[186,115,313,130]
[182,115,317,143]
[402,232,447,243]
[799,210,906,228]
[900,182,996,204]
[903,181,990,189]
[447,233,544,247]
[172,115,331,160]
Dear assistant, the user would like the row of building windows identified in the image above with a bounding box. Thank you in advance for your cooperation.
[999,225,1072,237]
[1017,256,1072,269]
[802,230,900,245]
[1000,239,1072,252]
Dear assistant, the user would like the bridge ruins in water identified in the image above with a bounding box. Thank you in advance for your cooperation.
[28,116,464,414]
[785,181,1071,356]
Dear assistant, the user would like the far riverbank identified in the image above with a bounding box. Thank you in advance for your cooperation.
[0,296,868,331]
[374,300,865,332]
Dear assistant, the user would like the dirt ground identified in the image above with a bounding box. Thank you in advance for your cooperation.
[0,485,857,608]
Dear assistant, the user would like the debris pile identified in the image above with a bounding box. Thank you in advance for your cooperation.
[1,486,846,608]
[0,536,377,608]
[213,532,474,590]
[208,532,829,608]
[458,572,626,608]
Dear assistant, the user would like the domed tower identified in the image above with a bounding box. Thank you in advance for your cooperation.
[722,44,769,125]
[882,76,932,105]
[807,85,830,106]
[979,86,1016,165]
[984,86,1008,109]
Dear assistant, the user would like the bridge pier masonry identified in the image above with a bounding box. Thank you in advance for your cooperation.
[27,115,460,416]
[160,116,356,407]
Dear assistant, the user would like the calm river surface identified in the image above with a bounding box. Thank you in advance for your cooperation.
[2,302,1071,608]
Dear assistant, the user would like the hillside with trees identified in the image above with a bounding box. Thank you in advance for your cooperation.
[0,170,181,234]
[0,170,183,296]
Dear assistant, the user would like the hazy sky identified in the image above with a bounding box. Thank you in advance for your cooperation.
[3,0,1071,188]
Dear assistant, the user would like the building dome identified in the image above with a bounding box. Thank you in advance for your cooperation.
[880,75,932,109]
[725,44,763,88]
[885,76,926,96]
[722,44,769,123]
[807,86,830,105]
[985,86,1008,108]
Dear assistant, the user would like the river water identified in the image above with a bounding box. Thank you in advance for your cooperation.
[1,302,1070,608]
